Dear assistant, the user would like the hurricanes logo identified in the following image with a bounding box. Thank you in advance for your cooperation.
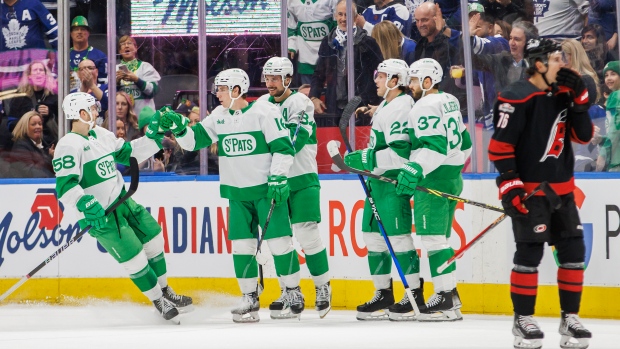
[540,109,567,162]
[2,19,28,50]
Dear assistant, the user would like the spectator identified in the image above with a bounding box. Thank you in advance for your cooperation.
[297,84,311,97]
[187,106,201,126]
[9,111,54,178]
[533,0,589,40]
[481,0,529,23]
[77,59,108,114]
[116,35,161,117]
[310,0,383,116]
[115,119,126,139]
[174,99,197,117]
[40,0,89,22]
[582,24,619,81]
[494,19,512,40]
[288,0,338,85]
[599,61,620,171]
[356,0,412,37]
[101,91,139,141]
[176,108,201,175]
[69,16,108,91]
[1,0,58,51]
[371,20,416,65]
[588,0,618,50]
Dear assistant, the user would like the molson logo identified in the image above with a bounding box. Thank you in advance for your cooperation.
[96,155,116,179]
[222,134,255,156]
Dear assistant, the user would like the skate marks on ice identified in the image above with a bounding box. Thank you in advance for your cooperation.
[0,301,619,349]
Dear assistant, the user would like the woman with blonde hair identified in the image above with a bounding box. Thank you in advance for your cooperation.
[9,111,54,178]
[371,20,416,65]
[101,91,140,140]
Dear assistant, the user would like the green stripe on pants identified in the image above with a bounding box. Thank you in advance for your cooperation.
[148,252,167,278]
[129,265,159,292]
[305,248,329,277]
[395,250,420,275]
[368,251,392,275]
[273,250,301,276]
[233,254,258,279]
[428,248,456,277]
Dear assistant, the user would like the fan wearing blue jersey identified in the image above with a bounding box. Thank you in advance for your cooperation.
[355,0,412,37]
[1,0,58,50]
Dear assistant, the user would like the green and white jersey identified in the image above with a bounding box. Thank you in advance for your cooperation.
[176,100,295,201]
[368,93,415,179]
[53,126,160,219]
[407,92,472,179]
[288,0,337,75]
[117,60,161,115]
[258,91,319,191]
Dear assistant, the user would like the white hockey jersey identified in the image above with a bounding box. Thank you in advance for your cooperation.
[367,93,415,179]
[258,91,319,191]
[407,92,472,179]
[117,60,161,117]
[54,127,160,220]
[176,100,295,201]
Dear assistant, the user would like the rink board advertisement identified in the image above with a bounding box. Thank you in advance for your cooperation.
[1,176,620,284]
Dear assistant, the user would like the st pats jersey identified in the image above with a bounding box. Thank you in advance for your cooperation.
[361,2,412,37]
[54,127,160,219]
[368,93,415,179]
[1,0,58,50]
[288,0,337,75]
[407,92,472,179]
[117,60,161,115]
[176,100,295,201]
[258,91,319,191]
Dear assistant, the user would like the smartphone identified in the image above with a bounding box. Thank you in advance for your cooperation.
[118,65,129,73]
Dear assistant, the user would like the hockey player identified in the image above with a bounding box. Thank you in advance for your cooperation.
[160,68,304,323]
[287,0,337,85]
[488,38,593,349]
[1,0,58,51]
[54,92,193,322]
[343,59,421,321]
[395,58,472,322]
[258,57,332,319]
[355,0,412,37]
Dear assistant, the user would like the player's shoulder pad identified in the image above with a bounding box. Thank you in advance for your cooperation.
[497,80,542,104]
[257,94,270,102]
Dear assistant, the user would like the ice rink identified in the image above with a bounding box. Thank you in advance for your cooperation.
[1,295,619,349]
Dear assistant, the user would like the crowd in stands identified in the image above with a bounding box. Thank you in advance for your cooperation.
[2,0,620,177]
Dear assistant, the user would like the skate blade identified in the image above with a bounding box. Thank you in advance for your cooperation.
[177,304,195,314]
[560,335,590,349]
[356,310,390,321]
[417,309,462,322]
[513,336,542,349]
[318,305,332,319]
[388,311,418,321]
[232,311,260,323]
[270,308,300,320]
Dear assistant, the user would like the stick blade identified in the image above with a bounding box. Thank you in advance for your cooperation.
[338,96,363,131]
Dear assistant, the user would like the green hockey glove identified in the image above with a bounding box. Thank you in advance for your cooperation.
[267,175,290,206]
[145,111,164,143]
[161,111,189,136]
[396,162,424,197]
[76,194,107,229]
[344,148,376,171]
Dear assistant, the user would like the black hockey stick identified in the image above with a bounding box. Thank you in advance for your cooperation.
[437,182,561,273]
[337,97,422,317]
[0,157,140,302]
[327,142,506,214]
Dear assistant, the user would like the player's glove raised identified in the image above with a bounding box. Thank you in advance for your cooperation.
[145,111,164,143]
[395,162,423,197]
[267,175,290,206]
[556,68,590,112]
[160,111,189,137]
[496,172,529,218]
[76,194,107,229]
[344,148,376,172]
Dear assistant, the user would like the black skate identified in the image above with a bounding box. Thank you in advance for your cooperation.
[231,292,260,323]
[315,281,332,319]
[417,288,463,322]
[269,288,297,320]
[559,311,592,349]
[162,286,194,313]
[153,296,180,324]
[356,283,394,321]
[285,286,305,319]
[513,314,544,349]
[388,279,424,321]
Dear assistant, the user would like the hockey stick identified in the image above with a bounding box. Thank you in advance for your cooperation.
[337,97,422,317]
[436,181,561,273]
[0,157,140,302]
[327,144,506,214]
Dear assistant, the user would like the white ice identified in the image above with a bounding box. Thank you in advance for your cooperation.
[1,295,618,349]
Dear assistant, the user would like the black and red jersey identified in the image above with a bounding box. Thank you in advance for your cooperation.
[488,80,593,196]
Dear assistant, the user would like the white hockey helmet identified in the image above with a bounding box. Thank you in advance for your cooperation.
[377,58,410,87]
[408,58,443,88]
[62,92,97,120]
[214,68,250,95]
[263,57,294,80]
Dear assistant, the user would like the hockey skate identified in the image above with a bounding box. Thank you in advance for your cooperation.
[512,314,544,349]
[285,286,305,319]
[387,279,424,321]
[417,288,463,322]
[162,286,194,313]
[559,311,592,349]
[356,284,394,321]
[315,281,332,318]
[269,288,298,320]
[153,296,180,324]
[231,292,260,323]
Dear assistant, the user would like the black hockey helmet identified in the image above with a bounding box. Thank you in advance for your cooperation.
[524,38,562,68]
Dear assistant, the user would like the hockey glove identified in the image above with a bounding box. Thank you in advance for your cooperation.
[344,148,376,172]
[161,111,189,137]
[496,172,529,218]
[267,175,290,206]
[395,162,424,197]
[145,111,165,144]
[76,194,108,229]
[556,68,590,112]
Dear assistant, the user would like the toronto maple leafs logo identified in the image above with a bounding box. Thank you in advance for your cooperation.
[533,0,551,19]
[2,19,28,49]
